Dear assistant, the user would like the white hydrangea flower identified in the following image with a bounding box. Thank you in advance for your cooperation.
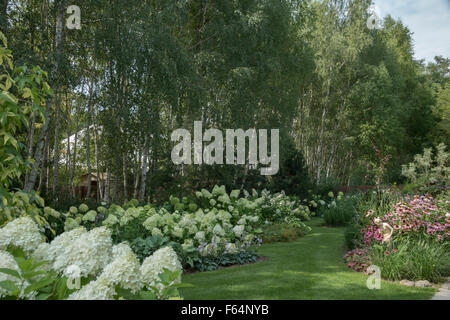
[151,227,163,237]
[119,214,134,226]
[0,217,44,253]
[178,215,194,228]
[230,189,240,200]
[53,227,113,277]
[64,218,79,231]
[201,188,212,199]
[140,247,182,295]
[218,194,231,204]
[187,224,198,235]
[212,185,226,197]
[194,231,205,242]
[102,214,119,227]
[97,250,142,293]
[46,227,87,263]
[142,214,162,231]
[225,243,238,254]
[112,243,134,260]
[63,264,81,279]
[217,210,232,221]
[79,204,89,213]
[126,207,143,218]
[182,239,194,251]
[31,242,52,270]
[171,226,184,239]
[233,225,245,238]
[213,224,224,236]
[67,276,116,300]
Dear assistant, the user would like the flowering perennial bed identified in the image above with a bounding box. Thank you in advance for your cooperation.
[0,186,315,299]
[344,193,450,282]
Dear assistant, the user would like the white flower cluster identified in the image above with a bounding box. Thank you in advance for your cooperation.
[140,246,182,295]
[68,243,143,300]
[1,214,184,300]
[0,217,44,253]
[52,227,113,277]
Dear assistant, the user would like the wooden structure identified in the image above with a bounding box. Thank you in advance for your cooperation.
[75,172,114,199]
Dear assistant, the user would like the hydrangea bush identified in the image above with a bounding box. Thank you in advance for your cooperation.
[0,217,185,300]
[56,186,312,271]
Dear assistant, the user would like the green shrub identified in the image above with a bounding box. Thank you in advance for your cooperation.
[130,235,181,263]
[315,176,341,197]
[344,222,362,249]
[402,143,449,195]
[321,196,358,226]
[261,223,302,243]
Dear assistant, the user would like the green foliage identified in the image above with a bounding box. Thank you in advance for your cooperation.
[0,189,62,238]
[315,176,341,197]
[321,195,359,226]
[0,248,72,300]
[402,143,449,195]
[193,250,259,273]
[270,146,311,197]
[344,222,362,250]
[0,32,52,191]
[368,239,450,283]
[130,235,180,263]
[261,223,306,243]
[115,269,193,300]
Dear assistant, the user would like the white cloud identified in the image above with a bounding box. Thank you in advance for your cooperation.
[373,0,450,62]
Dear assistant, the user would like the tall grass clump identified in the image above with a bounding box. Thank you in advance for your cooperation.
[368,239,450,283]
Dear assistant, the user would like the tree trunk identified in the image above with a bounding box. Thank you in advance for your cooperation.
[69,83,82,198]
[38,131,49,193]
[85,77,94,200]
[122,153,128,201]
[24,111,35,185]
[52,1,66,196]
[24,0,65,192]
[93,105,102,200]
[104,168,111,203]
[65,90,71,191]
[0,0,9,34]
[133,149,141,199]
[139,143,149,202]
[53,88,62,196]
[24,99,52,192]
[316,75,331,185]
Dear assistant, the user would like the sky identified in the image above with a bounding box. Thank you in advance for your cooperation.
[373,0,450,63]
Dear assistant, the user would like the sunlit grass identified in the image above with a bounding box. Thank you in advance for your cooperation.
[180,218,436,300]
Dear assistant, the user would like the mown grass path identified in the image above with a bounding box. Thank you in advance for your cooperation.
[180,218,436,299]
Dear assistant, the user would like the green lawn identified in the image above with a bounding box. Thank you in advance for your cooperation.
[180,218,436,300]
